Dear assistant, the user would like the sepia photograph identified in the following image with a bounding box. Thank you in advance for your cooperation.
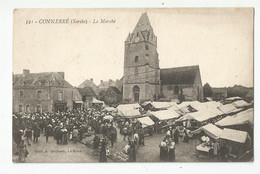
[12,8,254,163]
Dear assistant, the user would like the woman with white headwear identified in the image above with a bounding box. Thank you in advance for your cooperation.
[168,142,176,161]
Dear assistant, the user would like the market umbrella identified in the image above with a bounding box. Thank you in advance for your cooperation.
[103,115,113,120]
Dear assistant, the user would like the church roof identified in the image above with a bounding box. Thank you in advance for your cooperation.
[160,65,200,85]
[13,72,74,88]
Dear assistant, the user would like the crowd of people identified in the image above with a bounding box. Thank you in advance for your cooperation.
[12,108,152,162]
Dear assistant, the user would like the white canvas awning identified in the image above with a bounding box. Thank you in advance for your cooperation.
[176,109,220,122]
[192,123,223,139]
[73,100,83,104]
[232,100,250,108]
[117,103,141,111]
[218,104,242,114]
[150,102,173,109]
[92,98,105,104]
[220,128,248,144]
[103,115,113,120]
[150,110,180,121]
[215,108,253,127]
[103,107,117,112]
[137,116,155,127]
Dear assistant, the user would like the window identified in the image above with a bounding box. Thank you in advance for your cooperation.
[145,43,149,50]
[37,90,42,99]
[174,86,179,94]
[58,91,64,101]
[19,90,24,99]
[145,54,149,57]
[135,56,139,62]
[75,93,78,100]
[19,105,23,112]
[36,105,42,114]
[26,105,30,113]
[134,67,138,76]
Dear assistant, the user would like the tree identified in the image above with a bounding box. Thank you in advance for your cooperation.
[203,83,213,97]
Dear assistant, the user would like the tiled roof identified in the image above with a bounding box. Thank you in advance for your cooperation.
[13,72,73,88]
[78,79,97,88]
[160,65,200,85]
[77,87,96,97]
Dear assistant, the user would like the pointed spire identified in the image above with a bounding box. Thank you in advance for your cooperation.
[133,12,152,33]
[125,12,157,45]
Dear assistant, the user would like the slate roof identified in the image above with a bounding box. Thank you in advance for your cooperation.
[77,87,96,97]
[107,86,122,95]
[160,65,200,85]
[13,72,73,88]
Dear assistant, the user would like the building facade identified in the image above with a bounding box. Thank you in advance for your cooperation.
[123,13,160,103]
[123,13,203,103]
[13,70,82,113]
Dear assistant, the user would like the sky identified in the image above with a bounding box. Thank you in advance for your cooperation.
[13,8,254,88]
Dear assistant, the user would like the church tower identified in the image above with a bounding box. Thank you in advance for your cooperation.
[123,12,160,103]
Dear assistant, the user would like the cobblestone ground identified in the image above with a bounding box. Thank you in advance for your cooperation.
[13,129,219,163]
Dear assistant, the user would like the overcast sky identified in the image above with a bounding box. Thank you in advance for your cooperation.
[13,8,253,87]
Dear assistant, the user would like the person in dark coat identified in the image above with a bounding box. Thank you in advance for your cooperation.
[128,142,136,162]
[109,126,117,147]
[55,126,62,144]
[173,128,179,143]
[168,142,176,162]
[25,127,32,146]
[99,140,107,162]
[93,134,100,150]
[159,140,168,161]
[45,125,52,142]
[33,126,41,142]
[139,128,145,146]
[182,129,189,143]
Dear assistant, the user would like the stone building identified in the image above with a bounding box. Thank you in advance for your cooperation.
[78,78,99,95]
[77,87,97,109]
[103,86,122,106]
[13,69,82,113]
[122,13,203,103]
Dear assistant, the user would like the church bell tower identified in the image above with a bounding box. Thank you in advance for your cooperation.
[123,12,160,103]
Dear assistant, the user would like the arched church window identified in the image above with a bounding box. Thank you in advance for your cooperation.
[134,67,138,76]
[133,85,140,93]
[135,56,139,62]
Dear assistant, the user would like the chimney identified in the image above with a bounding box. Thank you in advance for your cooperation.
[116,79,119,82]
[57,72,65,79]
[100,80,103,84]
[23,69,30,76]
[90,78,93,82]
[109,79,112,85]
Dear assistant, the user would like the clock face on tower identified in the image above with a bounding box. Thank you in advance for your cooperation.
[135,37,139,42]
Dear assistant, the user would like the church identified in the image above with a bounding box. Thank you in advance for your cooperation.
[122,12,203,103]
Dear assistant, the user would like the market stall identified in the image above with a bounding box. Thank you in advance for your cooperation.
[92,98,105,110]
[217,104,243,115]
[218,128,252,160]
[231,100,250,108]
[149,110,180,132]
